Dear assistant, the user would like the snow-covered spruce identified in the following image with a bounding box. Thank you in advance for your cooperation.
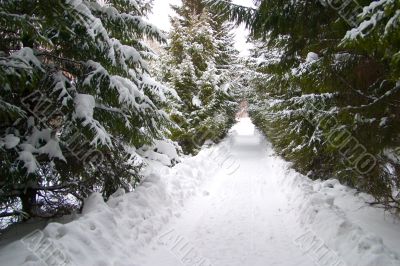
[0,0,177,225]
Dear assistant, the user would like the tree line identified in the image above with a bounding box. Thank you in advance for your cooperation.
[0,0,237,228]
[209,0,400,211]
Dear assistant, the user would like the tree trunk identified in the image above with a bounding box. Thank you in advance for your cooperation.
[20,187,37,220]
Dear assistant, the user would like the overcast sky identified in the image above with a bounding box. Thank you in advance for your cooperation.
[148,0,255,56]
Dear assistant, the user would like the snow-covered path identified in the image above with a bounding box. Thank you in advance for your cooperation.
[138,119,315,266]
[1,118,400,266]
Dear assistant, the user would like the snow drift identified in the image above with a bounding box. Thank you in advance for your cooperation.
[0,119,399,266]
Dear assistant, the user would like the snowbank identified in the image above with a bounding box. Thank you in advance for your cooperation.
[1,119,400,266]
[270,147,400,266]
[0,142,225,266]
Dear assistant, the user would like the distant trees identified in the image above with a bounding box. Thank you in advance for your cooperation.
[208,0,400,211]
[154,0,238,154]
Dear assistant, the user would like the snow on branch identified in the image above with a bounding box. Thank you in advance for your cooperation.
[74,93,112,147]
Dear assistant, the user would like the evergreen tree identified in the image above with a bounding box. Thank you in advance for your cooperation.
[208,0,400,211]
[0,0,175,224]
[157,0,237,154]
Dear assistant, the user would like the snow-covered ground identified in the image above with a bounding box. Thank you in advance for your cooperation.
[0,118,399,265]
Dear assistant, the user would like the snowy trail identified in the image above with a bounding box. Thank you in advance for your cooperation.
[1,118,400,266]
[138,119,314,266]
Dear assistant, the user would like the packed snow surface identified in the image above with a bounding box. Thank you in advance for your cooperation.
[0,118,400,266]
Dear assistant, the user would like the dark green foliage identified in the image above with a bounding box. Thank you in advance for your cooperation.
[157,0,237,154]
[0,0,171,226]
[209,0,400,211]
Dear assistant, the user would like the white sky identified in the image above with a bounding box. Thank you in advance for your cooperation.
[148,0,255,57]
